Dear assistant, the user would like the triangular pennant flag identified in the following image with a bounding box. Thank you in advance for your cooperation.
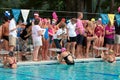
[100,14,109,25]
[21,9,30,24]
[108,14,115,26]
[115,14,120,27]
[12,9,20,22]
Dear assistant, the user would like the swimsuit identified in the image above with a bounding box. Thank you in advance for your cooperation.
[3,36,9,41]
[94,26,104,37]
[63,54,74,65]
[44,28,49,40]
[9,59,16,68]
[86,31,93,37]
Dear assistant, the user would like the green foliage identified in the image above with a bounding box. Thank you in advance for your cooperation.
[0,0,65,11]
[0,0,120,13]
[100,0,120,13]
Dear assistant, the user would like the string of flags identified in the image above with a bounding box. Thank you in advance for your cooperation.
[5,9,30,24]
[100,13,120,26]
[4,9,120,26]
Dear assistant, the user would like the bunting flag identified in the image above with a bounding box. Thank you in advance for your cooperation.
[115,14,120,26]
[12,9,20,22]
[100,14,109,25]
[21,9,30,24]
[108,14,115,26]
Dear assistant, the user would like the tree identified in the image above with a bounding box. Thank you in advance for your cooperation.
[95,0,101,13]
[101,0,120,13]
[110,0,114,13]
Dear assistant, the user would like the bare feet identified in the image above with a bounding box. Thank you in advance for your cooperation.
[33,59,38,61]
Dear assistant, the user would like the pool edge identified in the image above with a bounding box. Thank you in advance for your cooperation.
[0,57,120,66]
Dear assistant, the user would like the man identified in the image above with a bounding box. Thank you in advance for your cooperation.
[2,16,9,51]
[9,15,17,52]
[76,12,85,58]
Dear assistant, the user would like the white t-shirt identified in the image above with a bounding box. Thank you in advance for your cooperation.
[67,22,77,37]
[53,28,67,39]
[9,18,17,38]
[32,25,42,40]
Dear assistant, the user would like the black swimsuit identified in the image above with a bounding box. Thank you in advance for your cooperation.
[9,59,16,68]
[63,54,74,65]
[3,36,9,41]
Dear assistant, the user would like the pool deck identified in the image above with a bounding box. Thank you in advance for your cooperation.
[1,57,120,66]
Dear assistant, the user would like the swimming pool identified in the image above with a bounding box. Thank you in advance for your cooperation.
[0,60,120,80]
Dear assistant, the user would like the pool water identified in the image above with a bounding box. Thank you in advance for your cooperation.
[0,61,120,80]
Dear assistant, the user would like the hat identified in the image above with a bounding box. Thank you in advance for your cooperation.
[34,12,39,16]
[4,11,11,19]
[91,18,95,22]
[5,11,10,17]
[61,48,66,52]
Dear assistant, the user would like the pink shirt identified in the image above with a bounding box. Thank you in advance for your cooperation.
[76,19,85,35]
[105,25,115,39]
[48,28,54,36]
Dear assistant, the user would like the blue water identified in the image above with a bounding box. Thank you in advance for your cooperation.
[0,61,120,80]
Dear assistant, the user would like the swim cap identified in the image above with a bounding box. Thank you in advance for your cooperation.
[34,12,39,16]
[91,18,95,22]
[61,48,66,52]
[109,49,114,54]
[9,51,14,57]
[43,18,48,23]
[98,18,102,21]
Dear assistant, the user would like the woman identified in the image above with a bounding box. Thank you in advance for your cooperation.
[85,21,97,58]
[3,51,17,69]
[41,18,49,60]
[57,48,74,65]
[53,22,67,53]
[94,19,105,57]
[48,19,55,59]
[19,23,32,61]
[67,18,77,58]
[32,19,44,61]
[104,21,115,50]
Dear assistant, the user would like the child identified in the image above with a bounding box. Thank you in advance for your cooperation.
[3,51,17,69]
[57,48,74,65]
[101,49,116,63]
